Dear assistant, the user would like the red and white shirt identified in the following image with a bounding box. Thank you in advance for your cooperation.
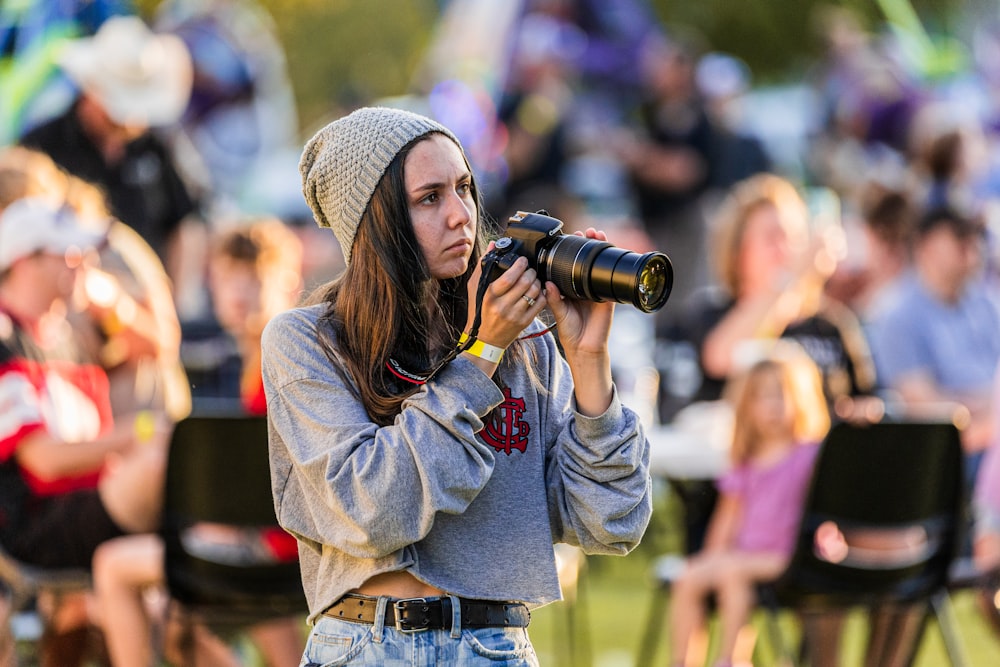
[0,312,113,496]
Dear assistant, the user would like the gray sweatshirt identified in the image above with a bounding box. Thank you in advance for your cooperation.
[262,304,652,624]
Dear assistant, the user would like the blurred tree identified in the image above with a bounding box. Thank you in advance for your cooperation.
[648,0,966,83]
[134,0,967,138]
[137,0,438,134]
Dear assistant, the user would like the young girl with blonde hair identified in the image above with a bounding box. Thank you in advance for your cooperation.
[669,349,830,667]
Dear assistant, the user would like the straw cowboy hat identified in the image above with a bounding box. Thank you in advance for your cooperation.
[58,15,193,128]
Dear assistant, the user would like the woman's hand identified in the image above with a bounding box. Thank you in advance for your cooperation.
[546,228,615,357]
[465,243,546,349]
[546,228,615,417]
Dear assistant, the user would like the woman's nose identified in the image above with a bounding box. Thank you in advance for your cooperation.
[447,192,473,227]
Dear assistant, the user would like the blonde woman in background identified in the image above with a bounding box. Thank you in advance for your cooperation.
[679,172,876,412]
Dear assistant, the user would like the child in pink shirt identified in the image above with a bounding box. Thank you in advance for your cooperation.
[669,351,830,667]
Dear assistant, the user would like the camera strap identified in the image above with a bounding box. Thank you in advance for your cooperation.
[384,260,496,386]
[466,251,505,342]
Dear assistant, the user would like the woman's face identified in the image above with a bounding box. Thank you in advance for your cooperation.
[404,134,477,280]
[738,203,794,296]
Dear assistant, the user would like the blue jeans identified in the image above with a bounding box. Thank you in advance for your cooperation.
[300,596,539,666]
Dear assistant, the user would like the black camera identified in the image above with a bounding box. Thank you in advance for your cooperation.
[483,211,673,313]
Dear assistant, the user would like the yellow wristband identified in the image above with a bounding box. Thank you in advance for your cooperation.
[134,410,155,444]
[465,339,505,363]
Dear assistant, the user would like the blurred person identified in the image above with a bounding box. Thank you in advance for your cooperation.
[617,31,713,222]
[0,145,66,204]
[905,102,999,218]
[824,182,917,328]
[868,204,1000,480]
[971,395,1000,642]
[974,367,1000,576]
[668,352,829,667]
[0,146,192,424]
[200,219,304,410]
[491,8,583,221]
[154,0,300,215]
[18,15,208,319]
[806,5,926,196]
[264,106,651,666]
[0,197,170,665]
[680,173,876,410]
[694,52,772,193]
[71,182,193,422]
[614,31,716,326]
[92,219,305,667]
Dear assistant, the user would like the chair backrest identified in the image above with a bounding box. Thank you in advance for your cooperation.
[161,413,306,620]
[771,419,965,608]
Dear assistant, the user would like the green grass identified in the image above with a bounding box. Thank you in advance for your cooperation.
[527,556,1000,666]
[48,482,995,666]
[526,486,1000,666]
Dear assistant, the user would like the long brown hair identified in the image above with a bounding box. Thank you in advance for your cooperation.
[310,132,516,426]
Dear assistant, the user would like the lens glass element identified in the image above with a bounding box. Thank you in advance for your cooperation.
[637,255,671,312]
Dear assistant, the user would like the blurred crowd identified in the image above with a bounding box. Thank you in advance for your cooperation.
[4,0,1000,664]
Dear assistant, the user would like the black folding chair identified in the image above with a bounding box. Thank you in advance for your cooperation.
[159,413,307,658]
[0,544,90,666]
[759,419,968,666]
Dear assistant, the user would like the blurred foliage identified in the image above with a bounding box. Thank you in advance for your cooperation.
[266,0,439,134]
[136,0,439,133]
[134,0,968,138]
[650,0,966,82]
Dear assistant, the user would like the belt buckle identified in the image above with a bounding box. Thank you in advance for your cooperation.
[394,597,431,633]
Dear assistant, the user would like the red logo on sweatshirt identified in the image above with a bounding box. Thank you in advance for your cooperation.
[481,387,530,455]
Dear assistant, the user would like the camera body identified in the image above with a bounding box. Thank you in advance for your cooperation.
[482,211,672,313]
[484,210,566,281]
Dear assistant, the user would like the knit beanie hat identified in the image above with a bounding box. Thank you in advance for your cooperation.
[299,106,461,265]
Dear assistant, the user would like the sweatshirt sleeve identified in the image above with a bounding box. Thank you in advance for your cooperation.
[539,335,653,555]
[262,309,504,560]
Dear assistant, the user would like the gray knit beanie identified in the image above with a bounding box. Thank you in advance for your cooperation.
[299,106,461,265]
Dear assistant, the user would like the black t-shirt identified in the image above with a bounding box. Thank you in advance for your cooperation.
[631,100,716,224]
[20,101,197,261]
[678,287,876,404]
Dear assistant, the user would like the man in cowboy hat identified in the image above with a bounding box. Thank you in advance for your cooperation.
[19,15,205,313]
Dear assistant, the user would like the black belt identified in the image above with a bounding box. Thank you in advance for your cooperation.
[322,594,530,633]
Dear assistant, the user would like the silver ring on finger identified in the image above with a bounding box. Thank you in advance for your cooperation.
[523,294,536,307]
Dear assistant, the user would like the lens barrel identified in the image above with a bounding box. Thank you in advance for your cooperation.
[539,235,672,313]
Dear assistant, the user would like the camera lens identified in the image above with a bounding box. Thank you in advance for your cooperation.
[539,235,673,313]
[634,254,673,312]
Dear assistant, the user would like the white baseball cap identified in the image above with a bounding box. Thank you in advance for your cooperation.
[0,198,105,272]
[58,15,193,128]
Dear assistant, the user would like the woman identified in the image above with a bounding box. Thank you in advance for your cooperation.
[262,106,652,665]
[683,172,876,409]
